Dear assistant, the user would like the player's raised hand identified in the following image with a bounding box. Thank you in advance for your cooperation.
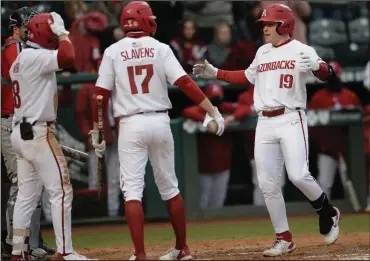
[193,59,218,79]
[298,52,320,72]
[203,106,225,136]
[48,12,69,36]
[89,130,106,158]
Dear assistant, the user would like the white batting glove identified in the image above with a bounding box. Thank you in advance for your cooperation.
[193,59,218,79]
[89,130,105,158]
[298,52,320,72]
[202,107,225,136]
[48,12,69,36]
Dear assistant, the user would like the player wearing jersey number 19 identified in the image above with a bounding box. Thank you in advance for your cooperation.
[194,4,340,257]
[89,1,224,260]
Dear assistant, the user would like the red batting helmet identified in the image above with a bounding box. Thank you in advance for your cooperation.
[120,1,157,36]
[26,13,58,50]
[205,84,224,99]
[256,4,295,35]
[328,61,342,78]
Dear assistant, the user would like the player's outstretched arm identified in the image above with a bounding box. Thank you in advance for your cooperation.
[174,75,225,136]
[193,60,251,86]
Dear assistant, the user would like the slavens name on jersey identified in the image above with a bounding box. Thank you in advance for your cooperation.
[257,60,296,73]
[121,47,155,61]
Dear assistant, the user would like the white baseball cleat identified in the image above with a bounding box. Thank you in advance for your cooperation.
[57,251,97,260]
[263,240,296,257]
[323,207,340,245]
[159,246,193,260]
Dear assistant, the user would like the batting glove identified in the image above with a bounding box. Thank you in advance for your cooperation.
[298,52,320,72]
[89,130,105,158]
[48,12,69,36]
[202,107,225,136]
[193,60,218,79]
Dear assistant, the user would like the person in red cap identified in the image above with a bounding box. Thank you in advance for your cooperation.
[69,12,108,73]
[194,3,341,256]
[183,84,233,210]
[309,61,361,200]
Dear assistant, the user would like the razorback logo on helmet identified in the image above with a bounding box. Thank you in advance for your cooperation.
[278,4,290,9]
[262,9,267,17]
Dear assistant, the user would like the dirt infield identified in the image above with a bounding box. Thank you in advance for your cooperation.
[74,232,369,260]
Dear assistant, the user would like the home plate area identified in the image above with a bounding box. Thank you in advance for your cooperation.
[77,232,369,260]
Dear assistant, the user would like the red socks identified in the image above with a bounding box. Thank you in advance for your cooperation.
[276,231,292,242]
[166,194,187,250]
[125,200,145,258]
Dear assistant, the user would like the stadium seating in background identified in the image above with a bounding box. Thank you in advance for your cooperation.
[309,18,368,67]
[309,18,347,46]
[311,44,335,61]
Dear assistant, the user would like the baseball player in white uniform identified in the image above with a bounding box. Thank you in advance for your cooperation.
[89,1,224,260]
[194,4,341,257]
[9,12,93,260]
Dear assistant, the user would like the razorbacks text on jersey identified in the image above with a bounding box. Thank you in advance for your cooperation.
[244,39,325,112]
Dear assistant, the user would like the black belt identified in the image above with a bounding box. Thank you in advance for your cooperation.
[2,114,10,119]
[136,110,168,115]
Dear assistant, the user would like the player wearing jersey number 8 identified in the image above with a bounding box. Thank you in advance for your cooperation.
[194,3,341,257]
[89,1,224,260]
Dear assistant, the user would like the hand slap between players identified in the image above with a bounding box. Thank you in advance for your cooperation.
[298,52,320,72]
[89,130,106,158]
[47,11,69,36]
[193,59,218,79]
[203,106,225,136]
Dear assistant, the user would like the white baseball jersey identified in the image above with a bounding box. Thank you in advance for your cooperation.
[96,36,187,117]
[9,48,60,125]
[244,39,325,112]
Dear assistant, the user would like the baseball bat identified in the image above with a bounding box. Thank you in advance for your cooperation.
[0,125,88,162]
[338,153,361,212]
[96,95,105,200]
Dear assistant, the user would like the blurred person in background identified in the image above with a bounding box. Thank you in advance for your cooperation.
[89,1,125,51]
[184,1,233,45]
[63,0,88,30]
[69,12,108,73]
[148,1,185,44]
[308,61,361,200]
[75,84,120,217]
[203,23,256,71]
[183,84,232,209]
[170,19,207,74]
[252,0,311,44]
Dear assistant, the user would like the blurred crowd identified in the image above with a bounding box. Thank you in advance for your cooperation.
[2,1,370,213]
[2,1,370,74]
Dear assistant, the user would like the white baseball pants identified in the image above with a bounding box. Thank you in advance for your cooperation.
[255,110,323,233]
[10,123,73,255]
[118,112,180,202]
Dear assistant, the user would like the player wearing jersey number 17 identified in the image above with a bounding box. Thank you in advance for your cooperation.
[89,1,224,260]
[194,4,340,257]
